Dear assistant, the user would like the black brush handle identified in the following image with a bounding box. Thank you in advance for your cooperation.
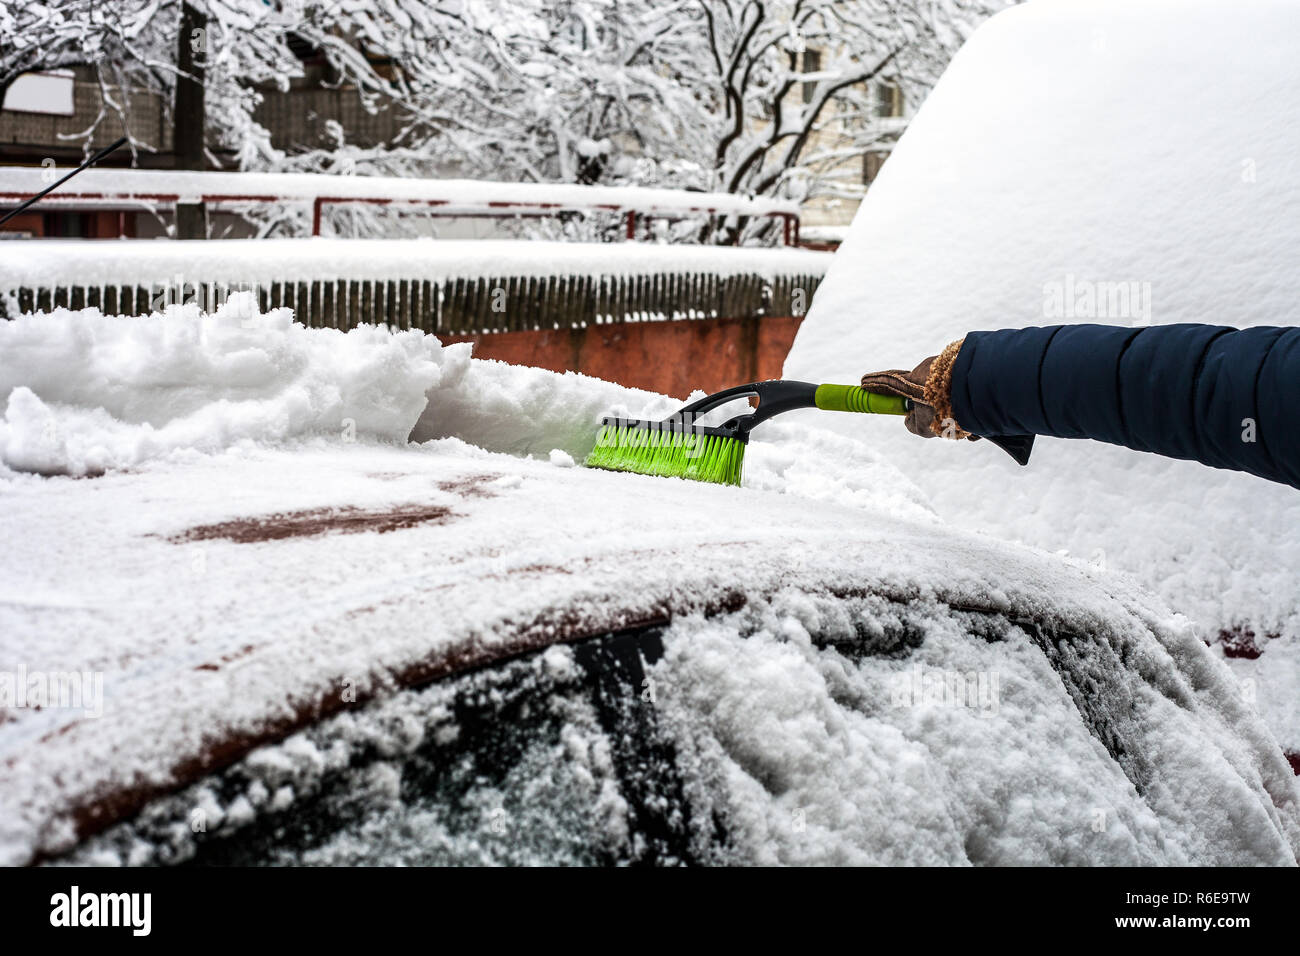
[677,380,818,429]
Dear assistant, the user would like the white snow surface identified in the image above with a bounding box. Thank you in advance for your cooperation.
[1,299,1297,866]
[783,0,1300,750]
[0,238,829,289]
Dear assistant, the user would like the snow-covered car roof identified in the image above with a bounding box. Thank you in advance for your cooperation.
[1,301,1297,865]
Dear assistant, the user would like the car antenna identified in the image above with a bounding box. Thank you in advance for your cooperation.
[0,135,129,229]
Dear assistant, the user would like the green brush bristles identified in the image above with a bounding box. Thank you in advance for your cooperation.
[584,422,746,486]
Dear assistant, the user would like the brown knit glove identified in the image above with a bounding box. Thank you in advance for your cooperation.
[860,339,974,440]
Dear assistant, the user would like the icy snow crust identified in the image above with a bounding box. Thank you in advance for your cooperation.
[1,299,1297,865]
[783,0,1300,752]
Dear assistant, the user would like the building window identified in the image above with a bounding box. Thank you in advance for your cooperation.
[802,49,822,104]
[875,82,903,118]
[2,70,75,116]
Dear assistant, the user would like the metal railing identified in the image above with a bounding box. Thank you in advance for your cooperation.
[0,168,802,244]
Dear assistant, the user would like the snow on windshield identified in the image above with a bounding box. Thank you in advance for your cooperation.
[649,589,1298,865]
[783,0,1300,758]
[51,592,1300,866]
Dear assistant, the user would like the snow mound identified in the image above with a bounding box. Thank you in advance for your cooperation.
[0,293,443,476]
[0,293,681,478]
[785,0,1300,650]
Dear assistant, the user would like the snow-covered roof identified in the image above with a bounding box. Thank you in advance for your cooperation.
[0,238,830,289]
[0,298,1297,864]
[0,166,800,218]
[784,0,1300,686]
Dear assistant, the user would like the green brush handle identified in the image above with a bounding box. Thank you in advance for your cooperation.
[814,384,910,415]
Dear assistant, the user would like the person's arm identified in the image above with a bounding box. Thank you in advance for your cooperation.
[863,324,1300,489]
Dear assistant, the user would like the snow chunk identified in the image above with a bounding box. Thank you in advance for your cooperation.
[0,293,442,476]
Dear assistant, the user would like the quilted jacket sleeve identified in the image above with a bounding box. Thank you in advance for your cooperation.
[949,324,1300,489]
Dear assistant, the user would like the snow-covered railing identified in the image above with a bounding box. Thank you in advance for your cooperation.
[0,167,802,244]
[0,239,830,333]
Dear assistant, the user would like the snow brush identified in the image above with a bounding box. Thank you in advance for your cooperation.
[583,380,909,486]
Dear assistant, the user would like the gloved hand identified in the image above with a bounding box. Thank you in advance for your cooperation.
[861,339,972,440]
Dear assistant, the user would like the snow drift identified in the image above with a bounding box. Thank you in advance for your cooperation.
[784,0,1300,749]
[0,294,441,475]
[0,295,930,519]
[0,292,676,477]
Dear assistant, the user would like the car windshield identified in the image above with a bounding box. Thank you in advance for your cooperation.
[52,586,1297,867]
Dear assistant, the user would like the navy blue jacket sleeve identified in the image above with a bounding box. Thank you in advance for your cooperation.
[949,324,1300,489]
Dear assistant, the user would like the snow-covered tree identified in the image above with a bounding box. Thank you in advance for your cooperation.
[1,0,1010,240]
[0,1,514,166]
[688,0,1002,198]
[679,0,1012,238]
[1,1,180,161]
[261,1,1009,226]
